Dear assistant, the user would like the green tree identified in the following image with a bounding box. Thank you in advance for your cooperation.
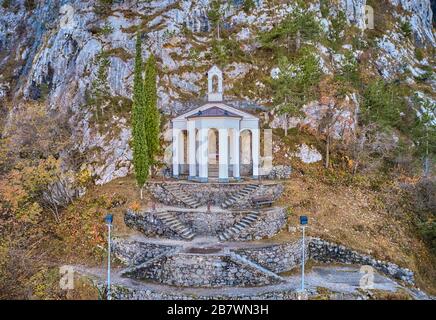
[144,54,160,171]
[411,94,436,176]
[243,0,256,13]
[131,33,149,199]
[2,0,11,9]
[272,47,321,136]
[259,4,321,54]
[400,21,412,38]
[329,10,347,48]
[89,52,111,122]
[335,51,360,95]
[361,80,405,130]
[208,0,222,39]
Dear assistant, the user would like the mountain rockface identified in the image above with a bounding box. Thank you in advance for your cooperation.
[0,0,434,183]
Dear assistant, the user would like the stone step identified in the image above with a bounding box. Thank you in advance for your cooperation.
[218,234,227,241]
[244,216,257,222]
[217,210,261,242]
[164,184,201,209]
[156,211,196,241]
[181,230,194,238]
[158,214,173,219]
[230,226,240,234]
[234,223,246,231]
[167,221,182,228]
[220,184,260,209]
[237,220,251,228]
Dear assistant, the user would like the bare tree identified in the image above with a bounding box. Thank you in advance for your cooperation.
[318,103,342,169]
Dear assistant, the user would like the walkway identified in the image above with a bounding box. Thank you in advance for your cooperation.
[75,265,430,299]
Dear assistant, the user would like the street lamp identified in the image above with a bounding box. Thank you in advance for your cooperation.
[299,215,308,292]
[104,213,113,300]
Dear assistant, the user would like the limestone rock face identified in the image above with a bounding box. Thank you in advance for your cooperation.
[0,0,434,183]
[293,144,323,164]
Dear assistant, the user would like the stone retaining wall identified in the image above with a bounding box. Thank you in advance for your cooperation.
[147,182,284,208]
[124,207,287,241]
[232,240,307,273]
[103,283,301,300]
[112,239,181,266]
[309,238,415,285]
[124,210,183,239]
[123,253,282,288]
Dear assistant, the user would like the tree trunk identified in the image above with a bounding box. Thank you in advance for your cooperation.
[217,21,220,40]
[287,34,290,53]
[284,114,288,136]
[424,127,429,177]
[140,186,144,200]
[296,30,301,51]
[325,135,330,169]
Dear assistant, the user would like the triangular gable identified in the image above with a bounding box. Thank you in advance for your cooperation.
[172,103,258,122]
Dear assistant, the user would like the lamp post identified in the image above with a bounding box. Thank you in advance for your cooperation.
[299,215,308,292]
[104,213,113,300]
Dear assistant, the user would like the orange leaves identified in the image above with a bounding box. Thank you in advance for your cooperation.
[128,200,141,212]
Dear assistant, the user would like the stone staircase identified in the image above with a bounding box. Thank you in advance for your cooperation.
[208,164,219,177]
[163,183,201,208]
[156,211,196,240]
[218,211,260,241]
[221,184,259,209]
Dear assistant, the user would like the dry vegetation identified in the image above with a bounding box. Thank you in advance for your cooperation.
[276,167,436,295]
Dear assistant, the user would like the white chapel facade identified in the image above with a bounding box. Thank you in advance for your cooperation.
[171,66,260,182]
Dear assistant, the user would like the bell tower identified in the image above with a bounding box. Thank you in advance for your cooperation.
[207,65,223,102]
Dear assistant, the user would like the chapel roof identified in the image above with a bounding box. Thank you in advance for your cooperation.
[186,106,242,119]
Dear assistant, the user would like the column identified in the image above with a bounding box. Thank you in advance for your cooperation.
[172,128,180,177]
[218,128,229,183]
[187,121,196,179]
[252,128,260,179]
[261,129,273,176]
[232,129,240,179]
[178,130,185,174]
[198,128,208,182]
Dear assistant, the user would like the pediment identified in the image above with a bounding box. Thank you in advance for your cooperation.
[172,103,258,122]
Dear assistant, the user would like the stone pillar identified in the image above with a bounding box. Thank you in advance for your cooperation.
[187,121,196,179]
[198,128,208,182]
[172,128,180,177]
[178,130,185,174]
[218,128,229,182]
[252,128,260,179]
[232,129,240,179]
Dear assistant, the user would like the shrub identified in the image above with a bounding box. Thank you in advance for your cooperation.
[418,219,436,254]
[2,0,11,9]
[400,21,412,38]
[24,0,36,11]
[243,0,255,14]
[361,80,406,130]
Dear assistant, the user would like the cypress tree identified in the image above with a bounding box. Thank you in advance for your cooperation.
[144,54,160,171]
[132,33,149,199]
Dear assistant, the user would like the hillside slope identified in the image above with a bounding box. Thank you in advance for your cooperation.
[0,0,435,299]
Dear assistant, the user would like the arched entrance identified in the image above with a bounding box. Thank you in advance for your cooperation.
[171,65,260,182]
[181,130,188,174]
[240,129,253,176]
[208,128,219,177]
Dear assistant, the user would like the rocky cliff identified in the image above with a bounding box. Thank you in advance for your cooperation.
[0,0,434,183]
